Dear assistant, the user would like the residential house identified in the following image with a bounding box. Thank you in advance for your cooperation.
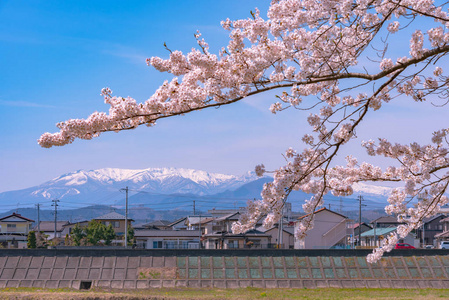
[141,220,172,230]
[93,211,133,237]
[204,229,271,249]
[167,217,188,230]
[207,208,245,218]
[185,215,213,231]
[33,221,70,240]
[203,212,271,249]
[347,222,372,247]
[371,216,404,228]
[261,225,295,249]
[134,230,201,249]
[415,214,445,247]
[360,227,416,248]
[434,216,449,246]
[62,220,89,235]
[294,208,349,249]
[0,213,34,248]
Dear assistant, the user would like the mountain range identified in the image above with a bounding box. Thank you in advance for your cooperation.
[0,167,394,214]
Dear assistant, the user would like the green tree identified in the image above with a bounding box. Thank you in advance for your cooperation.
[72,224,86,246]
[27,231,36,249]
[127,226,135,246]
[85,220,106,245]
[104,224,116,246]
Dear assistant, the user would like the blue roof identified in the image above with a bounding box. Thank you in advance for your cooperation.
[361,227,396,237]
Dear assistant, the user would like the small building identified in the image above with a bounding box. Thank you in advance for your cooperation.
[0,213,34,248]
[294,208,349,249]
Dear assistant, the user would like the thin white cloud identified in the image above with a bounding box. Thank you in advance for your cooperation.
[0,99,55,108]
[101,47,148,66]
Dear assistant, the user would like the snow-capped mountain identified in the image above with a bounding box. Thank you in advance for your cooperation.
[0,167,403,213]
[0,167,261,208]
[351,182,394,198]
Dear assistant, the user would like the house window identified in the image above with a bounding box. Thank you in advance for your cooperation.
[112,221,120,228]
[228,240,238,248]
[165,241,176,249]
[439,225,443,230]
[153,241,163,249]
[6,224,16,232]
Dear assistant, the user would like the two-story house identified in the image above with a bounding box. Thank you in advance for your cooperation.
[294,208,349,249]
[203,212,271,249]
[93,211,133,237]
[413,215,445,247]
[0,213,34,248]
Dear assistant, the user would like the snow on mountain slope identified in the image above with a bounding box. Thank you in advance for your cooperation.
[352,182,393,197]
[0,168,262,208]
[0,167,400,211]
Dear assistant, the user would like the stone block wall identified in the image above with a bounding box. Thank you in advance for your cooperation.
[0,249,448,289]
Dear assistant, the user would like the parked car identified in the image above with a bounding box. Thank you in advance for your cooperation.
[425,245,435,249]
[395,243,415,249]
[440,241,449,249]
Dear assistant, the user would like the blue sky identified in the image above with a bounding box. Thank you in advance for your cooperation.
[0,1,447,193]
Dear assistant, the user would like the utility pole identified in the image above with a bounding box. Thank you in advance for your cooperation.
[121,187,129,248]
[280,207,284,249]
[35,203,41,232]
[193,200,196,215]
[422,223,425,248]
[358,195,362,247]
[198,215,202,249]
[374,221,377,247]
[51,199,59,240]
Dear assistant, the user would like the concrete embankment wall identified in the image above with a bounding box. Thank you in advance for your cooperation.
[1,249,449,289]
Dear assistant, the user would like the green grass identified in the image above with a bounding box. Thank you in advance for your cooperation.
[0,287,449,299]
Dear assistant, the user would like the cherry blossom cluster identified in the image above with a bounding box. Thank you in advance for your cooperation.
[40,0,449,262]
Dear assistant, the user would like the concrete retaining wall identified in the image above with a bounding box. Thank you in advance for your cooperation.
[0,249,449,289]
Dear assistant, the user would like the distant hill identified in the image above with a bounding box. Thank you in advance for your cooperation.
[0,205,192,225]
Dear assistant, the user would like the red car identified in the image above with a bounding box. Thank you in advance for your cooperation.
[395,243,415,249]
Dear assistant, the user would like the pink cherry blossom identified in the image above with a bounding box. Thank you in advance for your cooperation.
[39,0,449,263]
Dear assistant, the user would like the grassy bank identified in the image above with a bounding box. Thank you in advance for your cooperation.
[0,287,448,300]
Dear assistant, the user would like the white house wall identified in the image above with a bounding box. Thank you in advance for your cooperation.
[295,210,347,249]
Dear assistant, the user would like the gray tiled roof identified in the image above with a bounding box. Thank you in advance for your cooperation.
[33,221,69,232]
[215,212,240,222]
[94,211,133,221]
[144,220,172,227]
[370,215,401,224]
